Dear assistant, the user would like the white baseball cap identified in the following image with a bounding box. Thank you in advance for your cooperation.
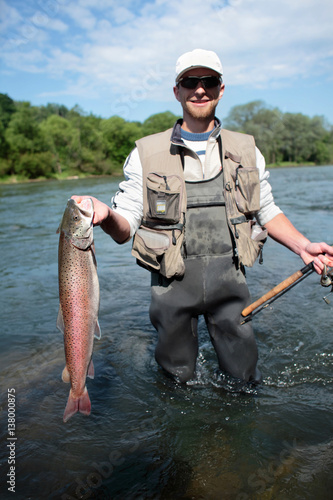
[175,49,223,83]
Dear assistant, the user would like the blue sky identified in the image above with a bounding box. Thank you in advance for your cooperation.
[1,0,333,125]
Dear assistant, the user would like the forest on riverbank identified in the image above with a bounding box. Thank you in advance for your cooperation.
[0,92,332,182]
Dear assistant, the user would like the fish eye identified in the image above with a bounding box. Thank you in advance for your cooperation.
[73,215,79,221]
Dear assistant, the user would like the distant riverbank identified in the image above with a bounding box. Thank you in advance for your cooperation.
[0,162,324,185]
[0,172,123,185]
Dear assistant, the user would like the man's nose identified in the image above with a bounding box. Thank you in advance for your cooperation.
[194,81,206,92]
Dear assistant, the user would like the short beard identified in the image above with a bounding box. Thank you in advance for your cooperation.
[184,101,216,122]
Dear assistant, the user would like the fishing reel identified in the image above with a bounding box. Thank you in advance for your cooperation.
[321,265,333,304]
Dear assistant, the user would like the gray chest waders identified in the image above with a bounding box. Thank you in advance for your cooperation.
[150,171,261,383]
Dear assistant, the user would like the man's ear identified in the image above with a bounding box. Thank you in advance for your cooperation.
[173,85,181,102]
[218,83,225,101]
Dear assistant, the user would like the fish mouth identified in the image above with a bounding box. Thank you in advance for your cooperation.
[69,198,94,217]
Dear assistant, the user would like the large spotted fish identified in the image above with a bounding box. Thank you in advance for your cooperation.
[57,198,101,423]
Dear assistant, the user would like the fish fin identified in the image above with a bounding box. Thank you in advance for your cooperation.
[94,320,101,340]
[62,365,70,383]
[63,388,91,423]
[87,359,94,379]
[56,307,65,334]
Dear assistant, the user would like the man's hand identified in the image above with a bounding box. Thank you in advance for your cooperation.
[300,242,333,274]
[71,195,131,244]
[265,214,333,275]
[71,195,111,227]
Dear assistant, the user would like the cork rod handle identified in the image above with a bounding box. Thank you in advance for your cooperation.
[241,262,314,319]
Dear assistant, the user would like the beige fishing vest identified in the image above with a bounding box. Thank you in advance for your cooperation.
[131,127,267,278]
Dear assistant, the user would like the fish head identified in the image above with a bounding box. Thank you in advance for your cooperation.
[57,198,94,247]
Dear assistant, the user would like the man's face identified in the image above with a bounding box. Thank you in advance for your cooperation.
[173,67,225,123]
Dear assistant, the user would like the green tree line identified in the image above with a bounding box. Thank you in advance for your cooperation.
[224,100,333,166]
[0,93,332,181]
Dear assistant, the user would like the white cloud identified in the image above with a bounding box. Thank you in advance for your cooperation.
[45,48,83,76]
[44,18,68,32]
[0,0,22,31]
[39,75,100,99]
[109,6,136,25]
[2,48,47,73]
[61,3,97,30]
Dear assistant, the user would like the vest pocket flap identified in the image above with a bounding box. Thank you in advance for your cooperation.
[147,173,182,193]
[225,150,241,163]
[146,173,183,223]
[136,228,170,253]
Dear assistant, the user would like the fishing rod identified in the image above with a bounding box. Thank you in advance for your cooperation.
[241,261,333,324]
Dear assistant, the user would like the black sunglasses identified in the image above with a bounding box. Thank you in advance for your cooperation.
[178,75,221,90]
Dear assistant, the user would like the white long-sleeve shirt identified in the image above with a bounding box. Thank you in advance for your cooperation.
[112,127,282,237]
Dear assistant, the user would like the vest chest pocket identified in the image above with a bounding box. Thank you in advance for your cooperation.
[233,165,260,215]
[146,173,183,224]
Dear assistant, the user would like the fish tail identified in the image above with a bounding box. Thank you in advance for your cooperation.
[63,387,91,423]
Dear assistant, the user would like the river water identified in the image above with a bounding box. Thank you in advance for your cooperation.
[1,166,333,500]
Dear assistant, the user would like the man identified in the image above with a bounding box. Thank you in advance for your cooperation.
[73,49,333,384]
